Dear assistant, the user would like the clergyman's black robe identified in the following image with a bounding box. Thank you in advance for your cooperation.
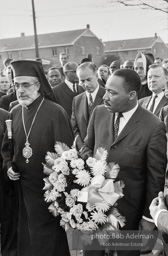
[2,95,74,256]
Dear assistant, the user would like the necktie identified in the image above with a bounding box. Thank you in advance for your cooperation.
[88,93,93,115]
[149,95,157,113]
[113,112,123,141]
[73,83,77,94]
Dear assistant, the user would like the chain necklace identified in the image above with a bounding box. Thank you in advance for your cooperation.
[22,97,44,163]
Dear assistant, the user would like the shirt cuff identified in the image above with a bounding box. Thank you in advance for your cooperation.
[142,215,154,223]
[154,209,168,227]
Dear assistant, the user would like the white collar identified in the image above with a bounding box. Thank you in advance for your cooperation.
[85,85,99,102]
[122,103,139,122]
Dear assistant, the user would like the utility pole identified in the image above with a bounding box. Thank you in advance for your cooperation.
[31,0,39,58]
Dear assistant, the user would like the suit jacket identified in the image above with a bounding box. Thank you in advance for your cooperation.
[53,82,84,119]
[97,78,106,87]
[139,94,168,117]
[0,90,6,99]
[82,105,167,229]
[0,91,17,111]
[71,86,105,150]
[160,105,168,133]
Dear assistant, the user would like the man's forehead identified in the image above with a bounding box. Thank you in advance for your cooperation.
[106,75,123,87]
[148,67,164,75]
[49,69,60,75]
[77,68,94,77]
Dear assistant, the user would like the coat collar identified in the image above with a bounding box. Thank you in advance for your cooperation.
[111,105,142,145]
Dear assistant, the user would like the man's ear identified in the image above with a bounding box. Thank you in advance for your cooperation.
[36,81,41,91]
[129,90,137,100]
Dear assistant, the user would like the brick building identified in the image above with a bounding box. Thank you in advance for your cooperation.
[0,24,104,71]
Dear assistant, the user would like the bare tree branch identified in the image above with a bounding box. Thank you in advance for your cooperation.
[113,0,168,13]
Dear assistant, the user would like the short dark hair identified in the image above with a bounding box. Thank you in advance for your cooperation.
[113,69,141,94]
[48,67,61,74]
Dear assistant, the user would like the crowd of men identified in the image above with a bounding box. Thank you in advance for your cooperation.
[0,51,168,256]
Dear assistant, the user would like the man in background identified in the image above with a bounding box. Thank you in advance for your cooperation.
[122,60,134,70]
[109,60,120,74]
[53,61,84,119]
[58,52,69,78]
[0,75,10,94]
[139,64,168,117]
[154,57,162,65]
[71,62,105,151]
[48,67,62,87]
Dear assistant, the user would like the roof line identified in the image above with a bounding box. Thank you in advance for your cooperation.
[72,28,102,44]
[104,36,157,44]
[104,46,152,53]
[0,43,74,52]
[72,29,88,44]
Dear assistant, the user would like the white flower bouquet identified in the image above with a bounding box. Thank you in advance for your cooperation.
[43,142,125,231]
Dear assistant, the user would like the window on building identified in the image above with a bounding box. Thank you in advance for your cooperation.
[153,48,156,56]
[96,46,100,55]
[8,53,12,59]
[52,48,57,56]
[81,46,85,55]
[162,49,164,55]
[18,52,22,59]
[63,47,70,55]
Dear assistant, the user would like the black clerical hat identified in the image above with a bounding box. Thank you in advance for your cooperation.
[10,59,56,102]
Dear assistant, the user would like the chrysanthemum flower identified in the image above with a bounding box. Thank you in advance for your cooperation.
[44,189,58,202]
[91,161,107,176]
[91,211,107,224]
[95,201,110,212]
[75,170,91,186]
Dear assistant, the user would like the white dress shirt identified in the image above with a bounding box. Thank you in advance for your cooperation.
[65,79,76,92]
[147,91,164,112]
[116,103,139,136]
[85,85,99,104]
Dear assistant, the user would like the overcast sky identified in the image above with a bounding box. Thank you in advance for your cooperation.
[0,0,167,43]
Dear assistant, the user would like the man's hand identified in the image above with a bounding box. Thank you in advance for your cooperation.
[139,218,155,231]
[149,191,167,220]
[7,167,20,180]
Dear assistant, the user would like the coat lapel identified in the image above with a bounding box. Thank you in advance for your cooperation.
[112,107,141,146]
[143,96,152,109]
[109,113,115,145]
[154,95,168,116]
[80,93,89,124]
[92,87,105,109]
[63,83,76,98]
